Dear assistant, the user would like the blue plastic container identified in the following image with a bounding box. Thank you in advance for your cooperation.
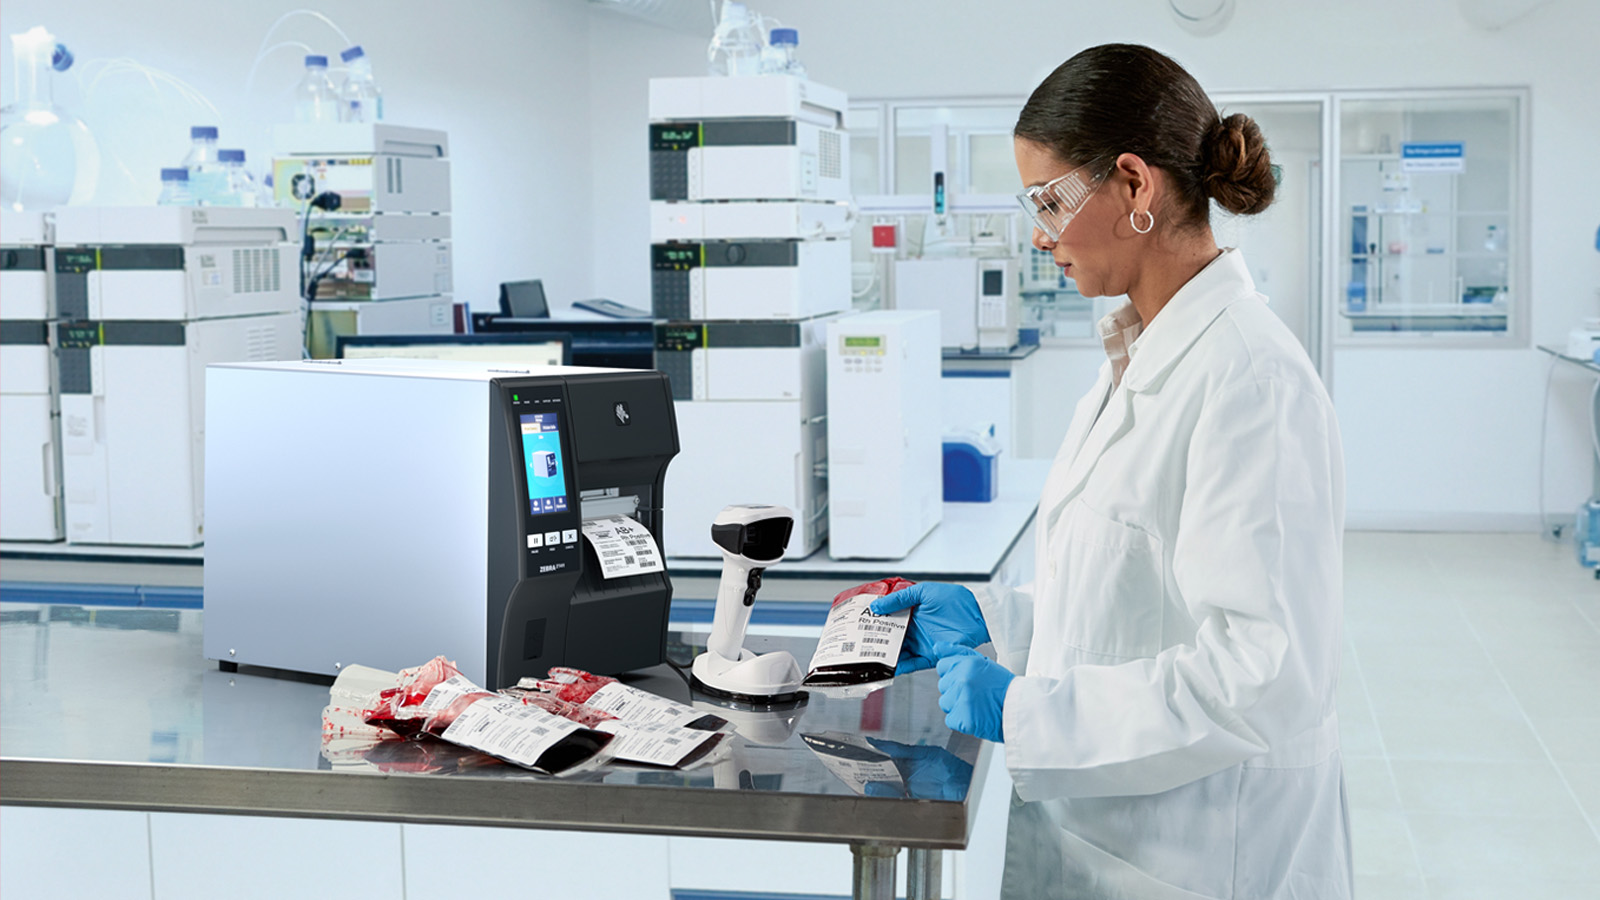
[943,439,999,502]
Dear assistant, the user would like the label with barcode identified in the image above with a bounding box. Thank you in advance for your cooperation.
[584,682,711,729]
[594,719,719,767]
[441,696,584,770]
[418,675,488,715]
[805,594,910,674]
[581,515,665,580]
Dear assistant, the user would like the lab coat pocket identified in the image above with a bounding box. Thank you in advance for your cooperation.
[1047,501,1165,662]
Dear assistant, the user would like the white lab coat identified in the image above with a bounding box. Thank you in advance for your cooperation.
[979,249,1351,899]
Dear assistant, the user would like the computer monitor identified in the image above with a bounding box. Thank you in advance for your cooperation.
[499,280,549,319]
[336,333,572,367]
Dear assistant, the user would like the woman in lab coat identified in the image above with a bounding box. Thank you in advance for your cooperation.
[871,44,1350,899]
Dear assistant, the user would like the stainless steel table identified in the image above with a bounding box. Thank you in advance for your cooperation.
[0,604,989,900]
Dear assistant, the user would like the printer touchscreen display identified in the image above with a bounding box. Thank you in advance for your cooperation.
[519,413,570,516]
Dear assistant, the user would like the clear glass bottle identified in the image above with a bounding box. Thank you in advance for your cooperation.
[707,0,764,76]
[216,149,262,207]
[762,28,805,78]
[294,55,339,124]
[338,45,383,123]
[157,168,193,206]
[181,126,227,205]
[0,27,100,210]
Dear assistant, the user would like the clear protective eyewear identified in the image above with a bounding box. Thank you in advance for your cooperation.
[1017,161,1109,242]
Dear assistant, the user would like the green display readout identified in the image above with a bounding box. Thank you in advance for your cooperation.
[650,123,702,151]
[844,336,882,349]
[652,244,702,270]
[655,324,705,351]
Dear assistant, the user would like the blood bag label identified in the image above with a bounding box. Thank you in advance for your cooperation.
[581,515,666,579]
[585,682,715,729]
[418,675,487,714]
[595,719,720,767]
[806,595,910,672]
[441,696,583,769]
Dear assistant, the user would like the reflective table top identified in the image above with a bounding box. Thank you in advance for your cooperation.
[0,604,988,848]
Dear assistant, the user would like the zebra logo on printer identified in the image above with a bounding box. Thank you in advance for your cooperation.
[614,402,631,426]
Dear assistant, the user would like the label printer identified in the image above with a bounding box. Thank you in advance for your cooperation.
[203,358,679,687]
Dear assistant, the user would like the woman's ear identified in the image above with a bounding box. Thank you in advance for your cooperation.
[1114,152,1156,212]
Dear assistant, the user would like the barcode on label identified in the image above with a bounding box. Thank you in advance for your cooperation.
[862,651,887,659]
[863,636,892,645]
[840,642,856,654]
[624,556,635,566]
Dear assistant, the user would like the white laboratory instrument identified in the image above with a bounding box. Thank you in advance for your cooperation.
[204,359,680,685]
[649,75,849,203]
[650,200,849,243]
[52,206,302,547]
[656,318,833,559]
[0,209,62,540]
[651,239,849,320]
[894,256,1022,351]
[826,311,943,559]
[691,504,805,703]
[273,124,453,358]
[271,124,450,213]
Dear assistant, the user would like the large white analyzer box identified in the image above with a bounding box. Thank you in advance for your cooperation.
[650,238,850,320]
[648,76,849,203]
[826,311,943,559]
[894,256,1021,350]
[1,210,62,540]
[52,206,303,547]
[655,318,835,559]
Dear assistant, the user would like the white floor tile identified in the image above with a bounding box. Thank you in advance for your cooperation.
[1531,716,1600,764]
[1406,813,1600,882]
[1559,762,1600,821]
[1349,808,1422,880]
[1375,706,1548,763]
[1343,757,1401,811]
[1354,874,1427,900]
[1425,878,1600,900]
[1458,595,1600,650]
[1388,759,1583,817]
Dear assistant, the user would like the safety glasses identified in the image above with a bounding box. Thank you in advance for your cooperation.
[1016,161,1109,242]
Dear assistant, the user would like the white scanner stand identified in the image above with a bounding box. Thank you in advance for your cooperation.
[690,504,806,704]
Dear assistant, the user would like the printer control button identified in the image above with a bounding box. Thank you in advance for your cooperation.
[545,531,561,547]
[562,529,578,545]
[527,534,544,549]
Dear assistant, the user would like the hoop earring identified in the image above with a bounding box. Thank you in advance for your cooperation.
[1130,209,1155,234]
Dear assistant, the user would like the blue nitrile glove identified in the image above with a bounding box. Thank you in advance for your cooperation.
[933,642,1013,743]
[867,582,991,675]
[862,738,975,801]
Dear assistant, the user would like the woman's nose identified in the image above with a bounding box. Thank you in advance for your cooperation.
[1032,227,1055,252]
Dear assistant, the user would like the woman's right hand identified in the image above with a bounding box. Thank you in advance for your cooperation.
[868,582,991,674]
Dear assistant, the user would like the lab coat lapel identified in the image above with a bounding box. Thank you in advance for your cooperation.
[1036,251,1255,532]
[1038,379,1135,531]
[1037,363,1112,524]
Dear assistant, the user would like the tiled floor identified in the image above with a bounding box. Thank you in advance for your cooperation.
[1341,532,1600,899]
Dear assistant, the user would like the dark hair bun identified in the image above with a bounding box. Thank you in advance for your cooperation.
[1202,113,1275,216]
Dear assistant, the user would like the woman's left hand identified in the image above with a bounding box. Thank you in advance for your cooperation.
[932,642,1014,743]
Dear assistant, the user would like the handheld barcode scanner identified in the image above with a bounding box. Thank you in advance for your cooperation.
[691,504,805,703]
